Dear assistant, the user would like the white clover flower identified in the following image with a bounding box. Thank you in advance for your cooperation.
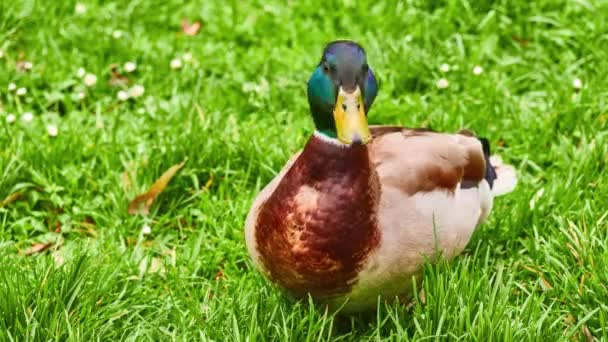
[8,83,16,91]
[258,78,269,94]
[473,65,484,75]
[170,58,182,69]
[16,87,27,96]
[572,78,582,90]
[21,112,34,123]
[141,225,152,235]
[22,61,33,70]
[117,90,130,101]
[182,52,193,62]
[436,78,449,89]
[242,82,255,93]
[112,30,123,39]
[46,124,58,137]
[440,63,450,73]
[6,113,16,124]
[75,3,87,14]
[76,91,86,100]
[84,73,97,87]
[124,61,137,73]
[129,84,144,98]
[77,67,86,78]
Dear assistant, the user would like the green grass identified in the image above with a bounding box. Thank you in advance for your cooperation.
[1,0,608,340]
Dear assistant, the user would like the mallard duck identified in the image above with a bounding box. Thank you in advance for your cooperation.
[245,40,517,313]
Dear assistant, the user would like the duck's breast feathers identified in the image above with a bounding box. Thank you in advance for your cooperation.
[369,126,488,194]
[252,135,381,299]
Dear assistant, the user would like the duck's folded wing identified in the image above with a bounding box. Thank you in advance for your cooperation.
[369,126,488,195]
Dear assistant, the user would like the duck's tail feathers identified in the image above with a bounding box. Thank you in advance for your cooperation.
[488,155,517,197]
[477,137,517,197]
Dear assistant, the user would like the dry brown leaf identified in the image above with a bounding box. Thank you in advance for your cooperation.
[582,325,593,342]
[522,265,553,290]
[22,239,61,256]
[0,191,22,208]
[539,277,553,291]
[108,63,130,87]
[181,18,201,36]
[23,242,53,255]
[128,160,186,215]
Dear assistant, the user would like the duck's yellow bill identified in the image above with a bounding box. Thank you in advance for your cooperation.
[333,86,371,145]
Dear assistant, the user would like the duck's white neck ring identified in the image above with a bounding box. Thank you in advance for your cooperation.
[313,131,350,148]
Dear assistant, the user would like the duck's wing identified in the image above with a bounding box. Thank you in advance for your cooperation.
[370,125,517,226]
[369,125,492,195]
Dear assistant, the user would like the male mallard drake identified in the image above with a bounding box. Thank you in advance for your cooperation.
[245,40,517,313]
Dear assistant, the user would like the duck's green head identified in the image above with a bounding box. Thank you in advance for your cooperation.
[307,40,378,145]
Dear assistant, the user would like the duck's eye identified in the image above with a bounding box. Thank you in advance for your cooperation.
[342,104,347,111]
[322,63,330,73]
[362,64,369,73]
[356,103,360,110]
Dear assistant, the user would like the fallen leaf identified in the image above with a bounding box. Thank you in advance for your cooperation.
[108,63,130,87]
[181,18,201,36]
[54,220,61,233]
[0,191,22,208]
[582,325,593,342]
[128,160,186,215]
[21,237,63,256]
[523,265,553,290]
[23,242,54,255]
[214,269,224,280]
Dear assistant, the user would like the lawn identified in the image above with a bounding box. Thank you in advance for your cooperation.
[1,0,608,340]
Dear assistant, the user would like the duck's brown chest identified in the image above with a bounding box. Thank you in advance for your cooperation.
[254,136,380,299]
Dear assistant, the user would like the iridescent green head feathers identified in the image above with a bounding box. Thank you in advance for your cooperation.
[306,40,378,144]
